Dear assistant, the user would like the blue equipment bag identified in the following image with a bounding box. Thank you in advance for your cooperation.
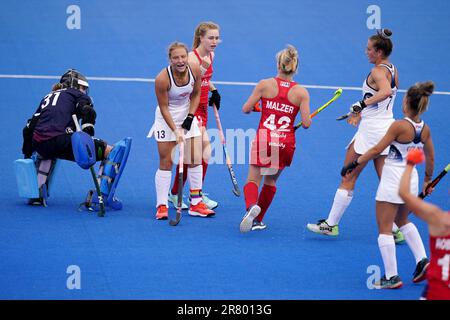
[71,131,96,169]
[83,137,132,211]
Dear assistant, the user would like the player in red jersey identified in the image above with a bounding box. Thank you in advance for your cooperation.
[239,45,311,232]
[399,149,450,300]
[168,21,221,212]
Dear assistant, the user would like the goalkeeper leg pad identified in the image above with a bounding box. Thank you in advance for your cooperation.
[84,137,132,211]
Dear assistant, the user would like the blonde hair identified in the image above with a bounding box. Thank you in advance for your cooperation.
[406,81,434,115]
[276,45,299,75]
[52,83,63,91]
[192,21,220,49]
[167,42,189,58]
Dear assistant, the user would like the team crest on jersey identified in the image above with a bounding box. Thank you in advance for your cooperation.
[179,92,190,98]
[387,145,402,161]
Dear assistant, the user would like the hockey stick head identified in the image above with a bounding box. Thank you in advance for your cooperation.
[169,214,181,226]
[334,88,343,98]
[336,112,351,121]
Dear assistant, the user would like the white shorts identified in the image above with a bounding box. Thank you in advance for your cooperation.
[347,117,394,155]
[147,107,201,142]
[376,164,419,204]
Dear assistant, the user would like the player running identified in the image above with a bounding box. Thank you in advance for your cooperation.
[239,45,311,232]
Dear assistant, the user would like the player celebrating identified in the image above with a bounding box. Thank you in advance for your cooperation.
[239,45,311,232]
[148,42,215,220]
[168,21,221,211]
[341,81,435,288]
[307,29,405,242]
[399,149,450,300]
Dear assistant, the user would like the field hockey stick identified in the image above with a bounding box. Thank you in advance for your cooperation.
[294,88,342,130]
[336,95,366,121]
[169,139,184,226]
[213,105,241,197]
[418,162,450,199]
[72,114,105,217]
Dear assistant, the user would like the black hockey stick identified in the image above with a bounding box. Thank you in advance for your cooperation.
[418,162,450,199]
[213,105,240,197]
[72,114,105,217]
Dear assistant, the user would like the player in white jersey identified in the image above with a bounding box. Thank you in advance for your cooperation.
[307,29,402,238]
[148,42,215,220]
[341,81,435,289]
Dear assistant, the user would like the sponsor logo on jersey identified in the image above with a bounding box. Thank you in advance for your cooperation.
[179,92,190,98]
[435,238,450,251]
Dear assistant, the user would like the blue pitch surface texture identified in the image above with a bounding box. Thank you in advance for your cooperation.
[0,1,449,300]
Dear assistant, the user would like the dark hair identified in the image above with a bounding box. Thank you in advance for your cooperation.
[406,81,435,115]
[369,29,393,57]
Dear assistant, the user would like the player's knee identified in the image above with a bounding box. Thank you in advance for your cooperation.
[159,157,172,170]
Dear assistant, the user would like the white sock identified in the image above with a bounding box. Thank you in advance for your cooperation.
[392,223,399,233]
[155,169,171,208]
[400,222,427,264]
[378,234,397,279]
[326,188,353,226]
[188,165,203,205]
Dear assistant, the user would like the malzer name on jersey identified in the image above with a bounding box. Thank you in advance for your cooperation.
[265,101,294,114]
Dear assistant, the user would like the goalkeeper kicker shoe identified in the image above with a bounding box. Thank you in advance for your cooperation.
[168,191,188,210]
[306,219,339,236]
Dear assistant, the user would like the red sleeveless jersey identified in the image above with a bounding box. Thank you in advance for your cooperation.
[193,49,213,107]
[251,78,299,169]
[258,77,299,142]
[426,233,450,300]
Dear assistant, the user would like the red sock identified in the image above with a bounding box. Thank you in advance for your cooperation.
[256,184,277,222]
[243,181,259,210]
[202,159,208,182]
[171,163,188,195]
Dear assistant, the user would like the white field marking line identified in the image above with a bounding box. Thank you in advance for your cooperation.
[1,74,450,95]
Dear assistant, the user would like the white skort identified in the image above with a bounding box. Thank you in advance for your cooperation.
[347,117,395,155]
[376,164,418,204]
[147,106,201,142]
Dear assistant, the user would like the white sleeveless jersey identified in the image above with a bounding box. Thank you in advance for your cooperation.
[147,65,201,141]
[385,117,425,167]
[164,65,195,120]
[361,63,397,119]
